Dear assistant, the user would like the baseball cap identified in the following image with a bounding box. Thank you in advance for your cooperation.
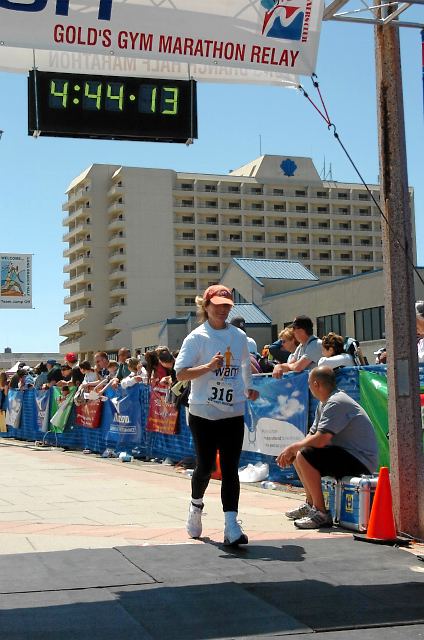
[46,359,57,365]
[230,316,246,331]
[65,352,78,363]
[373,347,386,355]
[203,285,234,306]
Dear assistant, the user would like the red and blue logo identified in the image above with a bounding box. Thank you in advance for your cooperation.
[261,0,306,41]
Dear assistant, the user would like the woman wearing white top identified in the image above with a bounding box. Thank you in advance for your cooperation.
[318,333,354,369]
[175,285,259,547]
[279,326,300,364]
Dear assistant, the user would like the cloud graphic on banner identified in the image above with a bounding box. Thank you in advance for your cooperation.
[272,394,304,419]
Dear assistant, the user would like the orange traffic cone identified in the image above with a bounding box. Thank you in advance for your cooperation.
[366,467,397,541]
[211,451,222,480]
[353,466,408,545]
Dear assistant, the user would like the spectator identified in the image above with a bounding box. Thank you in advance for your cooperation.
[318,332,354,369]
[56,364,73,388]
[64,352,79,368]
[59,385,70,403]
[278,326,300,364]
[121,358,145,389]
[33,362,48,389]
[46,359,62,387]
[156,346,177,387]
[277,366,378,529]
[94,352,110,379]
[374,347,387,365]
[0,372,9,415]
[268,334,290,364]
[115,348,131,381]
[273,316,322,378]
[79,360,98,384]
[416,301,424,363]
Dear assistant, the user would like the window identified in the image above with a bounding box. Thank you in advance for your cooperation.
[207,249,218,256]
[276,251,287,258]
[338,193,348,199]
[183,281,195,289]
[341,253,351,260]
[183,248,195,256]
[338,207,348,214]
[341,268,353,275]
[317,191,328,198]
[205,184,217,192]
[120,281,125,288]
[360,239,371,245]
[360,223,371,230]
[251,204,264,210]
[118,264,124,271]
[296,206,307,212]
[251,187,263,195]
[181,201,193,208]
[296,221,307,228]
[253,250,264,257]
[340,239,351,245]
[317,206,328,212]
[355,306,385,341]
[319,238,329,244]
[316,313,346,338]
[275,236,286,243]
[273,188,284,195]
[181,183,192,190]
[229,202,241,209]
[229,217,241,224]
[229,234,241,241]
[206,233,218,240]
[319,252,330,259]
[87,283,92,291]
[88,267,92,274]
[339,223,350,229]
[358,193,369,200]
[119,248,124,254]
[252,219,263,226]
[182,216,194,223]
[274,220,286,226]
[184,297,196,305]
[183,265,195,272]
[207,265,219,272]
[182,232,195,239]
[274,205,285,211]
[253,235,264,241]
[359,208,370,215]
[318,223,329,228]
[320,268,331,275]
[120,298,125,305]
[296,190,306,197]
[230,250,242,256]
[298,252,309,259]
[206,217,217,224]
[206,201,217,208]
[298,236,308,243]
[228,186,240,193]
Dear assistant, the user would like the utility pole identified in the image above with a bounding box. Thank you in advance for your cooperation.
[375,7,424,537]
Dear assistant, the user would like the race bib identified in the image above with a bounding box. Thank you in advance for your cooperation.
[207,378,234,412]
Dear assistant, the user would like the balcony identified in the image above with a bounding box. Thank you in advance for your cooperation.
[107,184,123,199]
[64,307,88,321]
[107,201,124,215]
[109,267,126,278]
[62,222,91,242]
[63,239,91,258]
[109,250,126,263]
[108,216,126,231]
[63,272,90,288]
[108,233,126,247]
[64,289,90,305]
[62,205,89,227]
[110,285,127,296]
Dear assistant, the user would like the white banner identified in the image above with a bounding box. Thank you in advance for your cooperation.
[0,0,323,79]
[0,254,32,309]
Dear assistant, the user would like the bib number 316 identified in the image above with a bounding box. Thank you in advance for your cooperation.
[207,380,234,410]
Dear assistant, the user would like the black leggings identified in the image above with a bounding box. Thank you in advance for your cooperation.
[188,413,245,512]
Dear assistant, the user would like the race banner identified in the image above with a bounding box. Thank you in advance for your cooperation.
[243,371,308,456]
[0,0,324,79]
[146,385,179,435]
[50,387,77,432]
[358,370,390,468]
[34,388,50,432]
[75,398,103,428]
[0,254,32,309]
[106,384,142,447]
[5,389,24,428]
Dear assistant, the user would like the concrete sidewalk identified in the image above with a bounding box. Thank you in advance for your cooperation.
[1,439,423,640]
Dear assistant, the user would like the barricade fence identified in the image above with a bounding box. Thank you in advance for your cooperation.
[2,365,423,485]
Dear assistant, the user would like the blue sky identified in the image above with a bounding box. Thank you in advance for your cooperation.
[0,16,423,352]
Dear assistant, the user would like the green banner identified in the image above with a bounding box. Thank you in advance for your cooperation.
[49,387,77,433]
[359,370,390,469]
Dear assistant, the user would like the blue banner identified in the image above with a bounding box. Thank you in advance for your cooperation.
[34,389,50,432]
[5,389,24,429]
[104,384,142,451]
[243,372,309,456]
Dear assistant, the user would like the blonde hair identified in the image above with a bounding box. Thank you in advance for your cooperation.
[195,295,209,324]
[126,357,139,373]
[279,326,299,346]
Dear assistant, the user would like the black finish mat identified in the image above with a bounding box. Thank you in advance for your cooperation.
[0,538,423,639]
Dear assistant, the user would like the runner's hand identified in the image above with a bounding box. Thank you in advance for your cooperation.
[207,352,224,371]
[247,389,259,401]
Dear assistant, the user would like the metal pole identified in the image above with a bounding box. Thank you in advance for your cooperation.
[375,9,424,536]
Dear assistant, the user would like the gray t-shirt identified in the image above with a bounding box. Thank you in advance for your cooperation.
[293,335,322,370]
[310,389,378,473]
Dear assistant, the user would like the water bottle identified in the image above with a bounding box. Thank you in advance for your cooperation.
[261,481,276,490]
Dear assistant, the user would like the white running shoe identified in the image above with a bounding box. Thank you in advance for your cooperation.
[186,502,203,539]
[294,507,333,529]
[224,520,248,546]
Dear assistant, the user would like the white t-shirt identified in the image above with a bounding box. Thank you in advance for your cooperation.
[318,353,355,369]
[246,336,258,354]
[175,321,253,420]
[418,337,424,363]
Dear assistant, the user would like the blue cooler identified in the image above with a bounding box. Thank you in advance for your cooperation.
[321,476,340,522]
[339,475,378,532]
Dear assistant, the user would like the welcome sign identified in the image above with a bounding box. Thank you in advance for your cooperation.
[0,0,323,79]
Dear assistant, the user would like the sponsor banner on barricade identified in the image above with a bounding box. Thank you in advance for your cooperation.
[105,384,142,449]
[358,370,390,468]
[243,372,308,456]
[0,0,323,78]
[75,398,103,428]
[34,388,50,432]
[146,385,179,435]
[50,387,77,432]
[5,389,24,429]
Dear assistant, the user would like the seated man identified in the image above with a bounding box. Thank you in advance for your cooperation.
[276,366,378,529]
[273,315,322,378]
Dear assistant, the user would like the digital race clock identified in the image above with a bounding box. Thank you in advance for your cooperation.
[28,70,197,143]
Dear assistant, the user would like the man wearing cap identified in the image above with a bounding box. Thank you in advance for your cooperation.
[65,352,84,387]
[374,347,387,365]
[273,315,322,378]
[46,359,63,387]
[175,285,259,547]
